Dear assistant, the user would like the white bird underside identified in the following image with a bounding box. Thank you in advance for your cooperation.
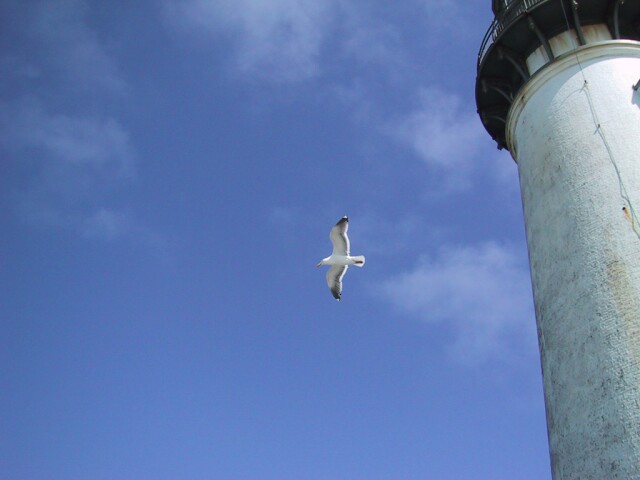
[330,216,350,256]
[326,265,348,301]
[317,216,365,301]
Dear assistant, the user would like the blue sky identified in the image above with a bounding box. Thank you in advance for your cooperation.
[1,1,551,478]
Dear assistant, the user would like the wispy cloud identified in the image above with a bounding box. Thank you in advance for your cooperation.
[356,212,437,257]
[336,2,408,72]
[81,208,167,250]
[1,1,156,246]
[3,99,133,176]
[163,0,416,85]
[166,0,337,82]
[268,205,299,228]
[40,0,126,93]
[4,0,127,95]
[163,1,499,193]
[377,242,536,365]
[81,208,133,241]
[1,98,134,214]
[385,87,486,187]
[419,0,484,41]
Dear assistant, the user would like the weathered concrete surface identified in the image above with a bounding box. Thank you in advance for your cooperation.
[507,40,640,479]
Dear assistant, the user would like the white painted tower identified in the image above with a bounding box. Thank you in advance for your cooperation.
[476,1,640,478]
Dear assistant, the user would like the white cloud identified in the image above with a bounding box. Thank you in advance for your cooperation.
[420,0,479,38]
[1,100,143,242]
[0,2,154,244]
[336,2,407,71]
[268,205,298,227]
[356,212,432,256]
[167,0,336,82]
[164,0,416,84]
[27,0,126,93]
[12,201,163,247]
[1,0,133,184]
[2,0,126,97]
[79,208,166,250]
[1,99,134,209]
[4,99,133,176]
[388,87,485,174]
[378,242,536,365]
[82,209,132,241]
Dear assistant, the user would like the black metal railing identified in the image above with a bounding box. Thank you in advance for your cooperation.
[478,0,550,69]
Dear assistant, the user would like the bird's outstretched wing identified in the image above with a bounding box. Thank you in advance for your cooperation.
[330,216,350,256]
[326,265,348,301]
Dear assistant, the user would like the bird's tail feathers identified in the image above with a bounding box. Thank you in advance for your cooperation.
[351,255,365,267]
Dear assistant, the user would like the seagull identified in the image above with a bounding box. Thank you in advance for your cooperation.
[316,216,366,301]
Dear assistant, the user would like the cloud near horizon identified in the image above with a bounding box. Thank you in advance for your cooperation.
[378,241,537,365]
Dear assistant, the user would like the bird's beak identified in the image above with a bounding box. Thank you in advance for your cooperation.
[316,262,322,268]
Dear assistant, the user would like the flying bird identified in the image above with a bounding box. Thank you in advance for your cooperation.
[316,216,366,301]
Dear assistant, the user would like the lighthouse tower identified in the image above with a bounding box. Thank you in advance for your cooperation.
[476,0,640,478]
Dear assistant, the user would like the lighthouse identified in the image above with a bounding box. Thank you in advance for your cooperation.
[475,0,640,478]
